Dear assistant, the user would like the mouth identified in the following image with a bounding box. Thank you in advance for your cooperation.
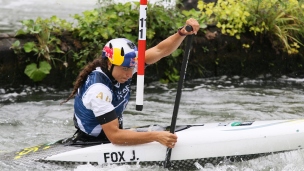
[120,78,128,82]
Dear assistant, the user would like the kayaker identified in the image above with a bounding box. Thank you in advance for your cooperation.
[61,18,199,148]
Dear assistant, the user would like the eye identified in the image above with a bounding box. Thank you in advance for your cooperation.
[122,67,134,71]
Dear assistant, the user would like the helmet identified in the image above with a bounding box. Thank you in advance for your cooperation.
[102,38,138,67]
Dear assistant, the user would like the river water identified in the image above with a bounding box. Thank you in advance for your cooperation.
[0,0,175,33]
[0,0,96,33]
[1,0,304,171]
[1,75,304,171]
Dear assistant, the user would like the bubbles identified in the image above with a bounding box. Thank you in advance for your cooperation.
[0,89,5,94]
[73,163,167,171]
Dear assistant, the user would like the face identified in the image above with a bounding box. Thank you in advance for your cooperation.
[109,63,134,83]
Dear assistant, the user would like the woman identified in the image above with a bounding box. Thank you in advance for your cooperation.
[62,18,199,148]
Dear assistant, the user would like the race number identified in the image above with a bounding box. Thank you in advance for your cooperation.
[138,5,147,40]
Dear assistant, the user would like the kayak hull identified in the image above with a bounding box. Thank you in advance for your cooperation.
[2,119,304,169]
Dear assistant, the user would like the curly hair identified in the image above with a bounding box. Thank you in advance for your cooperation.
[61,57,109,104]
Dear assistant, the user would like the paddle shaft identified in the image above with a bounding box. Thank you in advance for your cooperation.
[164,25,194,168]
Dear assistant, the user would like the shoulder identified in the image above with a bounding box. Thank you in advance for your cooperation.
[86,67,111,85]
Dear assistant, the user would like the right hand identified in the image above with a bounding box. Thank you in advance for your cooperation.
[155,131,178,148]
[180,18,200,35]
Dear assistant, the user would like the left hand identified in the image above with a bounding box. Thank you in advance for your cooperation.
[180,18,200,35]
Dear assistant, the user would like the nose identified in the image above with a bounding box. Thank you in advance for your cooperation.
[126,70,133,78]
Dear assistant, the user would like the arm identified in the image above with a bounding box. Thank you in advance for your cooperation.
[102,119,177,148]
[145,18,200,64]
[83,84,177,148]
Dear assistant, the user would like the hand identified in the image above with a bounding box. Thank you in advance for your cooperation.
[181,18,200,35]
[155,131,178,148]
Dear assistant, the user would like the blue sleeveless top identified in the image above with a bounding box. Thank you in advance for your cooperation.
[74,67,131,137]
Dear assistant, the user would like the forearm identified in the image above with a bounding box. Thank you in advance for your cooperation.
[102,119,177,147]
[109,129,159,145]
[145,33,186,64]
[145,18,199,65]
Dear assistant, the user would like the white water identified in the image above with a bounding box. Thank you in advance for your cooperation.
[1,0,304,170]
[0,0,175,33]
[1,75,304,170]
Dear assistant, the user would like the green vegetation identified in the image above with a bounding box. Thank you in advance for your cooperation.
[12,1,188,83]
[10,0,304,84]
[196,0,304,54]
[12,16,72,81]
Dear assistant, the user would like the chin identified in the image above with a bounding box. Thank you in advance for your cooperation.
[118,80,127,83]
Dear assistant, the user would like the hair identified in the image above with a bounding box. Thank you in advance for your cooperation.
[60,57,109,105]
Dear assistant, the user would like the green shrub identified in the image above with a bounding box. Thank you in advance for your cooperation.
[197,0,304,54]
[12,1,193,83]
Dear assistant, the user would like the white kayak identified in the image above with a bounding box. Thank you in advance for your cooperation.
[2,119,304,169]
